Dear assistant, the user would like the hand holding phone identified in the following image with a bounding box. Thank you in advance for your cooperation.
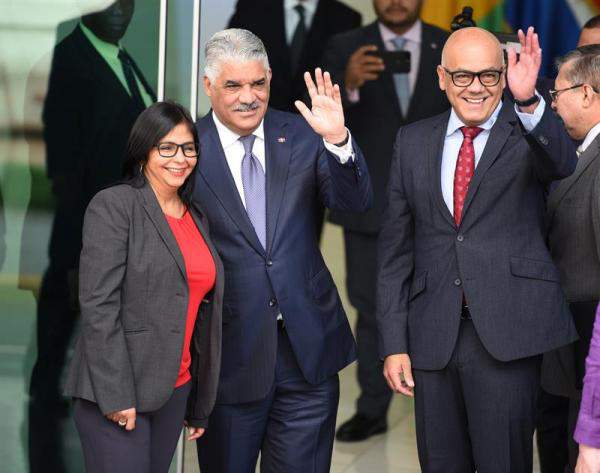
[344,45,386,90]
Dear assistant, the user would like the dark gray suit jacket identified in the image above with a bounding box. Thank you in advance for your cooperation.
[377,101,578,369]
[64,183,224,428]
[547,134,600,302]
[542,133,600,397]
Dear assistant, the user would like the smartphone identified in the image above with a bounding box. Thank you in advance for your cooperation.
[366,50,411,74]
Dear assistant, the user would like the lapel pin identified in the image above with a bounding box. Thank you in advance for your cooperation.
[277,137,286,143]
[431,42,438,49]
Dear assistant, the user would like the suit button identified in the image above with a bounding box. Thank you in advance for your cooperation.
[269,298,277,307]
[539,135,549,145]
[454,278,462,286]
[457,234,464,242]
[266,260,273,267]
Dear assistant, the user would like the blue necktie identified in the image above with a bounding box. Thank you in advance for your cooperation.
[391,37,410,117]
[240,135,266,249]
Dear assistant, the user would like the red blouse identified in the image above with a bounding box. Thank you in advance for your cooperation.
[165,210,216,387]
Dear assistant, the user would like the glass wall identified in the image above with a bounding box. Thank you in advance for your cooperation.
[0,1,160,471]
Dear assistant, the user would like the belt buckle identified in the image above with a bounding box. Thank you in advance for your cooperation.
[461,304,471,320]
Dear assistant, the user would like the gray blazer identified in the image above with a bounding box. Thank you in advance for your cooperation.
[547,134,600,302]
[542,134,600,397]
[64,182,224,428]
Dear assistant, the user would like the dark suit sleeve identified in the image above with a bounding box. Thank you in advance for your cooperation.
[227,0,249,28]
[78,189,136,415]
[524,103,577,183]
[592,171,600,263]
[321,34,355,107]
[376,128,414,357]
[316,135,373,212]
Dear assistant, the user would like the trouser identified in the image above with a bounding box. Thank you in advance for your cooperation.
[73,381,191,473]
[343,229,392,419]
[197,324,340,473]
[413,319,541,473]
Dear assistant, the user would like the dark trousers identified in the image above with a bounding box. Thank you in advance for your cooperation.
[343,230,392,419]
[196,326,340,473]
[536,389,570,473]
[73,381,191,473]
[537,301,598,473]
[29,264,79,473]
[413,319,541,473]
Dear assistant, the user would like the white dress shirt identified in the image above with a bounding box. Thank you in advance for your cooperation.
[578,121,600,156]
[441,96,547,213]
[212,111,355,208]
[347,20,422,103]
[284,0,318,44]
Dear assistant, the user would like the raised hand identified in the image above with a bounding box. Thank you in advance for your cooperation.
[507,26,542,103]
[295,68,347,144]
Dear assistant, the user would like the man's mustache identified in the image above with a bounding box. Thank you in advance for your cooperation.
[235,102,260,112]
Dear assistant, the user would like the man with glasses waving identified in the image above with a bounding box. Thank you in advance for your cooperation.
[377,26,577,472]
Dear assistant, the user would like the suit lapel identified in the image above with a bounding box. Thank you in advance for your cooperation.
[548,136,600,215]
[138,184,187,280]
[264,111,291,254]
[365,22,402,118]
[407,25,442,117]
[428,111,455,227]
[197,115,266,256]
[459,102,516,225]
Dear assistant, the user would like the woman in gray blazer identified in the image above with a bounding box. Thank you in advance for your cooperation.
[64,101,223,473]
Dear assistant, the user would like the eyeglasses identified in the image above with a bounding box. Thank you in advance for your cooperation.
[549,83,587,102]
[443,67,504,87]
[155,141,198,158]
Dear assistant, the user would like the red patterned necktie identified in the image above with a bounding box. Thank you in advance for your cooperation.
[453,126,483,225]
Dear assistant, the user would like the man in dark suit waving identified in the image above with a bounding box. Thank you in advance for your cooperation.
[228,0,361,113]
[377,26,577,471]
[193,28,372,473]
[321,0,449,441]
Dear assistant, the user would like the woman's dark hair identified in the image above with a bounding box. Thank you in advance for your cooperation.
[122,100,199,206]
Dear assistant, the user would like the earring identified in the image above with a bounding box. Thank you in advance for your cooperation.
[140,163,144,174]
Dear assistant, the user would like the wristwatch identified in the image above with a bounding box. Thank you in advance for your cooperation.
[333,131,350,147]
[513,94,540,107]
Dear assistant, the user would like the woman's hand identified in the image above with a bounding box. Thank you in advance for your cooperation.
[106,407,136,431]
[576,444,600,473]
[187,426,206,441]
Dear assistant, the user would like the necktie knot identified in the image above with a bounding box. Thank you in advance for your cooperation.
[240,134,256,155]
[460,126,483,142]
[391,36,407,50]
[294,3,306,20]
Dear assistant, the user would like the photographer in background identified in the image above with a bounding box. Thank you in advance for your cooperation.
[321,0,448,442]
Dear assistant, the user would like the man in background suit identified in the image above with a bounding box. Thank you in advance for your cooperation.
[539,44,600,472]
[27,1,155,471]
[228,0,361,113]
[193,29,371,472]
[321,0,449,441]
[378,27,577,471]
[536,21,600,473]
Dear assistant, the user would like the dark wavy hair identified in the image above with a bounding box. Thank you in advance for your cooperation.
[122,100,198,206]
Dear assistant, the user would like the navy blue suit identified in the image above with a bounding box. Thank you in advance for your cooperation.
[193,108,372,472]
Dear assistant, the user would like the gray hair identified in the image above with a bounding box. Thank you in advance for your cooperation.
[204,28,270,82]
[556,44,600,91]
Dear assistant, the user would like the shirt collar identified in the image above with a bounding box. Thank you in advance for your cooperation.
[446,100,503,137]
[378,19,422,46]
[578,121,600,155]
[80,22,121,59]
[284,0,318,16]
[212,111,265,149]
